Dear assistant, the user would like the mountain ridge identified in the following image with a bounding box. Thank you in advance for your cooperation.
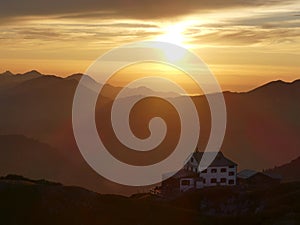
[2,70,300,96]
[267,155,300,182]
[0,70,300,194]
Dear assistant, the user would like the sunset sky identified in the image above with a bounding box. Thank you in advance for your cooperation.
[1,0,299,91]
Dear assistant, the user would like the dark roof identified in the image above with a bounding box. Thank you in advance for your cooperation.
[163,169,198,180]
[237,169,258,179]
[191,151,237,167]
[263,172,282,180]
[237,170,282,180]
[172,169,198,179]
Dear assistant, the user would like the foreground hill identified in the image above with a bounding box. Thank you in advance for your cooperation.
[0,175,199,225]
[0,71,300,193]
[0,175,299,225]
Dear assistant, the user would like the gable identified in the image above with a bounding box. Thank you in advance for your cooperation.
[190,151,237,167]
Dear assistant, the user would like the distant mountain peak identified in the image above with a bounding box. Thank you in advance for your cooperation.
[0,174,62,186]
[66,73,99,87]
[23,70,43,76]
[66,73,87,81]
[254,79,286,89]
[248,79,300,94]
[291,79,300,84]
[0,70,14,76]
[266,79,288,86]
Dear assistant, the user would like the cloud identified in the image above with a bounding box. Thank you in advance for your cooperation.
[0,22,162,47]
[0,0,295,21]
[190,27,300,47]
[224,11,300,28]
[184,8,300,47]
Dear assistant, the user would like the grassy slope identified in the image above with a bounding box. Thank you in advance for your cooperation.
[0,176,299,225]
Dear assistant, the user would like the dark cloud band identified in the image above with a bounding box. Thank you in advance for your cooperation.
[0,0,293,20]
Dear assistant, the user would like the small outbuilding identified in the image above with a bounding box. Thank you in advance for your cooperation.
[237,169,281,187]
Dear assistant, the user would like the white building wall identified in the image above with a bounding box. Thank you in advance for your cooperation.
[184,155,237,188]
[184,156,198,173]
[196,181,204,189]
[199,166,237,187]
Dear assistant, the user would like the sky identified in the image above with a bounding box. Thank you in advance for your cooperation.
[0,0,299,92]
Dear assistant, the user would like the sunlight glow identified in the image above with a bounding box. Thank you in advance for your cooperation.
[154,22,194,62]
[156,23,188,46]
[160,44,187,62]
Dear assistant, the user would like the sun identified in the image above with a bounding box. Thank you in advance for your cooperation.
[156,23,187,46]
[154,22,192,62]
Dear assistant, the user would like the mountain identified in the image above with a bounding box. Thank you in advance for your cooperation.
[0,70,300,194]
[266,156,300,182]
[0,175,299,225]
[66,72,180,98]
[0,135,75,183]
[221,79,300,171]
[0,70,42,90]
[0,134,138,195]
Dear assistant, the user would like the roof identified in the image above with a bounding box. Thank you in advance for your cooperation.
[237,169,282,180]
[261,172,282,180]
[191,151,237,167]
[162,169,197,180]
[237,169,258,179]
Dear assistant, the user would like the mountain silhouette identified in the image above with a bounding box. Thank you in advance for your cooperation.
[0,135,74,183]
[0,70,42,90]
[266,155,300,182]
[0,70,300,194]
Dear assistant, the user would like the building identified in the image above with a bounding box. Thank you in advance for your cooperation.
[237,169,281,187]
[161,169,200,195]
[162,151,238,194]
[184,151,238,188]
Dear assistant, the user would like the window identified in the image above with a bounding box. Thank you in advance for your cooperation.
[228,179,234,185]
[203,178,206,184]
[229,165,235,169]
[221,168,227,173]
[191,157,194,163]
[229,172,235,176]
[211,168,217,173]
[211,178,217,183]
[220,178,227,183]
[202,169,207,173]
[181,180,190,186]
